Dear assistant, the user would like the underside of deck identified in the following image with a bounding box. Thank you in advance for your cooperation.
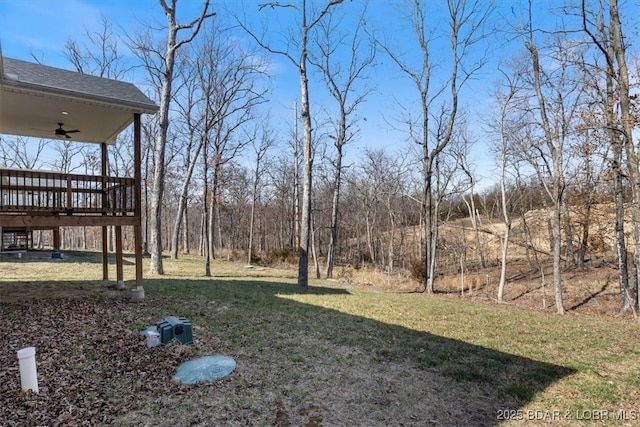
[0,164,143,287]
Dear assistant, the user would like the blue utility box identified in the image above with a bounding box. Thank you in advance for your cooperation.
[156,316,193,345]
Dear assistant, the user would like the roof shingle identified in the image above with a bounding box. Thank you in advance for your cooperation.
[2,57,157,112]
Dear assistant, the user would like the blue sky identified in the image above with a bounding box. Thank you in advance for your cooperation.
[0,0,565,188]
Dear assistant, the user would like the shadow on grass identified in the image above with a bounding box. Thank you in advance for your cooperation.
[0,249,135,266]
[141,278,575,426]
[0,267,575,426]
[510,283,543,301]
[0,280,124,303]
[567,280,611,312]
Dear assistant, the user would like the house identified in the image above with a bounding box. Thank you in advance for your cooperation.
[0,51,158,299]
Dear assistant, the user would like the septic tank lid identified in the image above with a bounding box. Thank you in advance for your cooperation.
[173,355,236,384]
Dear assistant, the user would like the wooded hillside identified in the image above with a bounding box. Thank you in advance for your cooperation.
[2,0,639,316]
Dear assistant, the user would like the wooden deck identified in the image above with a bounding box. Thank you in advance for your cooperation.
[0,168,138,228]
[0,166,143,286]
[1,168,135,215]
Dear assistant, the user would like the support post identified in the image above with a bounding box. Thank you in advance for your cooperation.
[133,113,144,299]
[52,228,61,251]
[115,225,124,289]
[101,143,109,281]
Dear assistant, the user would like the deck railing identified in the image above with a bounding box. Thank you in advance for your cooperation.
[0,168,135,215]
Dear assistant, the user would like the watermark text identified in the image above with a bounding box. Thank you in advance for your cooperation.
[497,409,638,421]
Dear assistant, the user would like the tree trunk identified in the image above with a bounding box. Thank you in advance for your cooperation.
[498,223,511,301]
[208,189,216,260]
[297,10,313,288]
[182,205,190,255]
[248,165,259,266]
[311,213,320,279]
[149,0,214,275]
[576,199,589,269]
[365,214,375,264]
[203,206,211,277]
[170,196,186,260]
[527,40,565,314]
[497,85,515,302]
[552,191,565,314]
[216,189,224,253]
[293,103,300,252]
[388,211,395,275]
[149,42,173,275]
[325,152,341,279]
[611,0,640,312]
[170,136,203,259]
[208,160,220,261]
[459,250,466,296]
[613,137,630,312]
[463,194,485,269]
[608,60,629,311]
[202,134,211,277]
[427,173,442,293]
[562,199,575,266]
[423,165,435,293]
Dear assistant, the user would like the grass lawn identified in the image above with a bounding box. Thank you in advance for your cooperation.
[1,251,639,426]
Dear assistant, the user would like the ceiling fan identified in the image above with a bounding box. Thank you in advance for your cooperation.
[55,123,80,139]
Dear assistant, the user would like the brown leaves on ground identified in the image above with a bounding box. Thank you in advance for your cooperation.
[1,288,516,427]
[0,296,199,426]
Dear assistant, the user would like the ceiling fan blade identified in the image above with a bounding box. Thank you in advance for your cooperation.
[66,129,80,133]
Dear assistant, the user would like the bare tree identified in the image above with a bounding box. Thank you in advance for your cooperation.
[522,20,587,314]
[356,148,410,273]
[190,23,268,266]
[169,53,205,260]
[201,124,212,275]
[64,15,131,79]
[524,39,565,314]
[492,68,522,302]
[309,2,375,279]
[0,136,47,169]
[347,170,378,265]
[248,122,277,266]
[267,153,299,251]
[140,0,214,275]
[241,0,344,287]
[450,127,485,270]
[609,0,640,313]
[46,140,84,173]
[64,15,138,256]
[580,0,633,312]
[380,0,491,293]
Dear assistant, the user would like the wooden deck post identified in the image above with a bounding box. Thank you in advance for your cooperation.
[133,113,144,291]
[53,228,60,251]
[101,143,109,281]
[115,225,124,289]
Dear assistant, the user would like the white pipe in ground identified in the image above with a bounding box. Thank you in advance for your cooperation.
[17,347,39,393]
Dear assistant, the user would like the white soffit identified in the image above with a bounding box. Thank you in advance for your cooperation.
[0,57,157,144]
